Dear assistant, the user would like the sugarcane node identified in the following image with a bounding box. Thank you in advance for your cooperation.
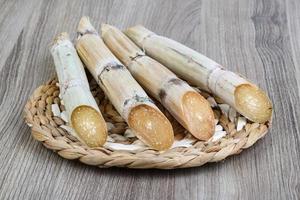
[98,63,125,78]
[77,29,98,37]
[103,64,125,72]
[135,94,153,103]
[168,78,184,85]
[158,89,167,102]
[124,99,130,107]
[77,16,98,37]
[130,52,145,61]
[124,95,154,107]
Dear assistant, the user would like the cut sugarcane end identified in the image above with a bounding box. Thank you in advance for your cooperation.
[71,105,107,147]
[182,92,215,140]
[128,104,174,151]
[235,84,272,123]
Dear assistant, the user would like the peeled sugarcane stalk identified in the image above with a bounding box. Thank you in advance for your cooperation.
[125,26,272,123]
[101,24,215,140]
[75,17,174,150]
[50,32,107,147]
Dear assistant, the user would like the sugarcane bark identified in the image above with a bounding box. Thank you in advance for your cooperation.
[125,26,272,123]
[50,33,107,147]
[76,17,174,150]
[129,56,214,140]
[101,24,215,140]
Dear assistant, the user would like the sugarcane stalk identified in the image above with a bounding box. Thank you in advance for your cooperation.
[50,32,107,147]
[125,26,272,123]
[101,24,215,140]
[75,17,174,150]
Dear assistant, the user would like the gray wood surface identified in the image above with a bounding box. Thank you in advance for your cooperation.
[0,0,299,199]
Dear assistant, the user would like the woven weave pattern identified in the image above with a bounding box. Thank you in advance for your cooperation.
[23,78,270,169]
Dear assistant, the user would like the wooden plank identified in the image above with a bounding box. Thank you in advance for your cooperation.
[286,0,300,95]
[0,0,299,199]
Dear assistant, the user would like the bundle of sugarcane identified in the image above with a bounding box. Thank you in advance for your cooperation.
[101,24,215,141]
[75,17,174,151]
[50,32,107,147]
[125,26,272,123]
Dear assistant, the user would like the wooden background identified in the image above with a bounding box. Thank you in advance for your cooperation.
[0,0,299,199]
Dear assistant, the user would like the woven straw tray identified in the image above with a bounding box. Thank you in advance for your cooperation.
[23,77,271,169]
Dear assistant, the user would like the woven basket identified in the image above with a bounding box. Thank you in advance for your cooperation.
[23,77,271,169]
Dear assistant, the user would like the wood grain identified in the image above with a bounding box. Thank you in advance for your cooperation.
[0,0,299,199]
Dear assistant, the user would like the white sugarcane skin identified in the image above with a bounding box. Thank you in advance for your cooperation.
[125,26,272,123]
[76,33,155,121]
[208,68,249,109]
[102,25,215,140]
[124,26,243,105]
[50,36,101,122]
[101,25,193,105]
[129,57,195,125]
[50,33,107,146]
[76,18,166,122]
[76,18,174,150]
[98,62,155,120]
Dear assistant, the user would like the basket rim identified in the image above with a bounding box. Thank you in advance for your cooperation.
[23,78,271,169]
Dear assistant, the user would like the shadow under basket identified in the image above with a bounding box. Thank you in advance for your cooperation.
[24,77,271,169]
